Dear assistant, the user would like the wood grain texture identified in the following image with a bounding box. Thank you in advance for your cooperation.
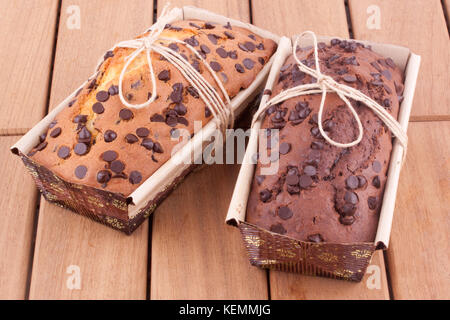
[0,0,58,134]
[49,0,154,109]
[0,136,38,299]
[252,0,349,37]
[349,0,450,118]
[151,164,268,299]
[157,0,250,21]
[386,121,450,299]
[270,252,389,299]
[28,0,153,300]
[251,0,390,300]
[150,0,268,299]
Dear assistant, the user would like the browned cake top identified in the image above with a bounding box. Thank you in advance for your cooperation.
[29,20,277,196]
[246,39,404,243]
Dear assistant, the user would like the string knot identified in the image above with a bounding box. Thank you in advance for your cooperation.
[252,31,408,165]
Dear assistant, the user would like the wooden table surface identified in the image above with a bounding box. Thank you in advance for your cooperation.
[0,0,448,300]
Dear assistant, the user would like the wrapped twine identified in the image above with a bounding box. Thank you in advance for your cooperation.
[96,4,234,135]
[252,31,408,164]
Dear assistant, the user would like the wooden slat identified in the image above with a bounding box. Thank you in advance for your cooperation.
[386,121,450,299]
[270,251,389,299]
[251,0,349,38]
[150,0,268,299]
[28,0,153,300]
[349,0,450,119]
[0,0,58,134]
[0,136,38,299]
[252,0,390,300]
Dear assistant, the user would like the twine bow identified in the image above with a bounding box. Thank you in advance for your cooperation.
[252,31,407,163]
[103,4,234,133]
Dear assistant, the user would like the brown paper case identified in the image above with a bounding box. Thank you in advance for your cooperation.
[11,6,281,234]
[226,35,421,281]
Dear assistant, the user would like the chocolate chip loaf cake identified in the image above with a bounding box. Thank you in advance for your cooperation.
[28,20,277,196]
[246,39,404,243]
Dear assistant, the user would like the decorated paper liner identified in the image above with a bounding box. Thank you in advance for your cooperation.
[226,36,421,281]
[11,6,281,234]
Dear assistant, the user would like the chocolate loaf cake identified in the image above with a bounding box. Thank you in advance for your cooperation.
[246,39,404,243]
[28,20,277,196]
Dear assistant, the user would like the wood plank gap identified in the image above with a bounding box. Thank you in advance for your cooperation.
[441,0,450,34]
[43,0,63,116]
[344,0,355,38]
[24,190,41,300]
[382,250,395,300]
[410,115,450,122]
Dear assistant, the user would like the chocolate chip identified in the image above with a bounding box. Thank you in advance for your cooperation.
[150,114,165,122]
[263,89,272,96]
[57,146,70,159]
[74,143,88,155]
[184,36,199,47]
[205,107,211,118]
[270,223,286,235]
[244,41,255,52]
[259,189,271,202]
[73,115,87,123]
[92,102,104,114]
[129,171,142,184]
[286,174,299,185]
[278,206,293,220]
[166,116,178,127]
[307,234,324,243]
[207,34,218,45]
[200,44,210,54]
[228,50,238,59]
[168,43,179,52]
[102,150,117,162]
[210,61,221,71]
[104,130,117,142]
[224,31,234,39]
[339,215,355,225]
[186,86,199,98]
[119,108,133,121]
[346,175,359,189]
[35,141,48,151]
[204,22,215,29]
[189,22,201,29]
[372,160,382,173]
[344,191,359,204]
[125,133,138,144]
[299,175,312,188]
[97,170,111,183]
[368,196,378,210]
[311,141,324,150]
[104,50,114,60]
[256,43,264,50]
[235,63,245,73]
[136,127,150,138]
[343,75,357,83]
[108,85,119,96]
[279,142,291,155]
[216,47,228,58]
[141,138,154,151]
[170,83,183,103]
[224,21,232,29]
[49,127,61,138]
[74,165,87,179]
[68,99,76,107]
[153,142,164,153]
[357,175,367,188]
[96,90,109,102]
[158,70,170,81]
[255,175,265,185]
[77,126,91,143]
[372,176,381,188]
[381,69,392,80]
[304,165,316,176]
[242,58,255,70]
[174,103,187,116]
[48,120,57,129]
[110,160,125,173]
[383,98,391,108]
[385,58,396,68]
